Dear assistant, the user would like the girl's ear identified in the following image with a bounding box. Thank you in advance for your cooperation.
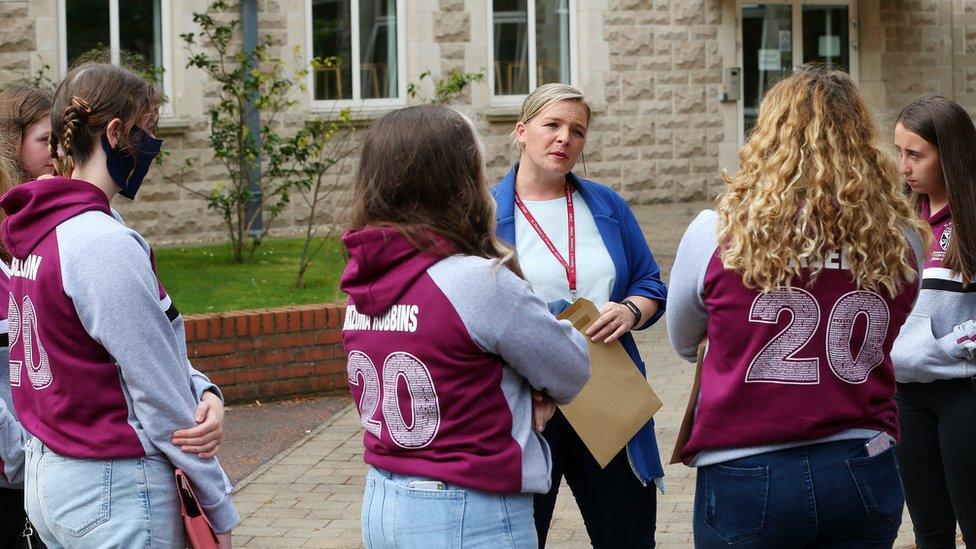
[105,118,123,149]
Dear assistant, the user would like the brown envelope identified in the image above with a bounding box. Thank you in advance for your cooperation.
[556,298,663,468]
[669,338,707,465]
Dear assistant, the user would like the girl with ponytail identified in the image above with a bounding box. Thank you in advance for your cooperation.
[0,63,238,547]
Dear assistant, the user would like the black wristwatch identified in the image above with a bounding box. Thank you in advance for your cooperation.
[621,299,642,327]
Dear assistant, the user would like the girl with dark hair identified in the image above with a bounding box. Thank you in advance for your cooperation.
[892,95,976,549]
[0,63,238,547]
[340,105,589,548]
[668,66,927,546]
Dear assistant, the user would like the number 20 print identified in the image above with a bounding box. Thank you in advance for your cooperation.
[347,350,441,449]
[745,288,890,385]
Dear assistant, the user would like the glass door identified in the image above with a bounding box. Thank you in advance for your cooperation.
[739,1,853,139]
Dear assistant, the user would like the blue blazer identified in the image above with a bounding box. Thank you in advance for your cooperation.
[491,164,667,484]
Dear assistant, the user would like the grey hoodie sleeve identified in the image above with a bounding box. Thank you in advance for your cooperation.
[667,210,719,362]
[428,256,590,404]
[0,400,27,486]
[190,364,222,402]
[59,220,238,533]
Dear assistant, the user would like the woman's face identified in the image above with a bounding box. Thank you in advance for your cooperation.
[894,122,946,199]
[20,117,54,180]
[516,100,588,179]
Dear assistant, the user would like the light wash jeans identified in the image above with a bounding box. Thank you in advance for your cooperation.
[362,466,538,548]
[24,437,186,548]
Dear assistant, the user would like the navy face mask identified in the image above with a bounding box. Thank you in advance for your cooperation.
[100,126,163,200]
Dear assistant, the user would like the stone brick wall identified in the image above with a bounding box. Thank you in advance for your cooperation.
[185,303,348,403]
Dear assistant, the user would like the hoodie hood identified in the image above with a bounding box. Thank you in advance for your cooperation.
[1,177,112,259]
[340,227,455,317]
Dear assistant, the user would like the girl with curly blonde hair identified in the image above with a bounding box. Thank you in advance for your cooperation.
[667,65,927,547]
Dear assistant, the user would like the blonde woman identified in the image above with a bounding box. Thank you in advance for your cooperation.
[492,83,668,548]
[667,65,928,547]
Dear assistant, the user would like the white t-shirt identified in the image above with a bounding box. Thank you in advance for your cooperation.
[515,192,616,307]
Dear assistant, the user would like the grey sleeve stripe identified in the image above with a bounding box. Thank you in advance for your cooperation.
[667,210,718,362]
[427,256,590,404]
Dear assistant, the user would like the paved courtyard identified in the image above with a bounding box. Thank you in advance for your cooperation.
[230,201,928,547]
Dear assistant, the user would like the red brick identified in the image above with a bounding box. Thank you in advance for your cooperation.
[327,308,341,328]
[313,308,328,329]
[277,332,316,347]
[301,309,315,330]
[298,347,333,362]
[314,359,347,376]
[247,313,261,336]
[224,384,260,402]
[193,341,236,357]
[234,315,248,336]
[257,350,293,366]
[274,311,289,332]
[274,362,316,379]
[234,337,259,352]
[258,312,273,335]
[213,354,247,369]
[314,329,343,345]
[189,318,207,340]
[220,316,236,337]
[287,312,302,332]
[236,367,275,383]
[208,371,236,386]
[207,317,222,339]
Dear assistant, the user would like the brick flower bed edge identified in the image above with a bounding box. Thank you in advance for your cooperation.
[183,303,348,404]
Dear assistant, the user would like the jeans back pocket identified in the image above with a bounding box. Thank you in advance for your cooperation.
[39,455,112,537]
[846,448,904,522]
[393,484,464,548]
[703,464,769,544]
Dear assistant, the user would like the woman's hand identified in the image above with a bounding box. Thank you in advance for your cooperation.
[585,301,636,343]
[532,390,556,432]
[172,391,224,458]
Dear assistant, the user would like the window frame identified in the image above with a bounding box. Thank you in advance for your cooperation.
[305,0,408,113]
[487,0,579,108]
[736,0,858,145]
[58,0,174,115]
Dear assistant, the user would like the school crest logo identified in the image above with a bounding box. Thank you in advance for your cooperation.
[941,222,952,251]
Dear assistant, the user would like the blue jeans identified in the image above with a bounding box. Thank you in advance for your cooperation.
[362,466,537,548]
[24,437,185,548]
[693,439,904,548]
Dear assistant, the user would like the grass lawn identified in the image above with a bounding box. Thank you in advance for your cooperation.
[155,237,348,315]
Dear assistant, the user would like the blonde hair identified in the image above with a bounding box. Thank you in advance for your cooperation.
[717,65,928,296]
[511,83,591,149]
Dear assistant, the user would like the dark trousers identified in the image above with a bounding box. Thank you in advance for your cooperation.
[533,410,657,548]
[0,487,44,549]
[693,439,903,548]
[896,379,976,549]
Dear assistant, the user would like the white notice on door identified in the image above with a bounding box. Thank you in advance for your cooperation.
[758,49,782,71]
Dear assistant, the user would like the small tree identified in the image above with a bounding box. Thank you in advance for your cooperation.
[279,108,355,288]
[407,68,486,105]
[179,0,306,262]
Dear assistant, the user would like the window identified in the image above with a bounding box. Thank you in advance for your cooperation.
[489,0,576,99]
[60,0,169,80]
[58,0,171,99]
[739,0,856,139]
[308,0,405,105]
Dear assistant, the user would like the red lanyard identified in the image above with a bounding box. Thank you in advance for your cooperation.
[514,185,577,299]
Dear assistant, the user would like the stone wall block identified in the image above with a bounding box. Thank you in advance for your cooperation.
[674,41,706,70]
[674,85,707,114]
[622,74,655,101]
[675,130,707,157]
[673,0,706,26]
[434,11,469,43]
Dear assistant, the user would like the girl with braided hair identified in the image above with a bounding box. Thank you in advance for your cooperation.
[0,64,237,547]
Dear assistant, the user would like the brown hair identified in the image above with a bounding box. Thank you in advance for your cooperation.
[350,105,521,276]
[718,65,927,296]
[897,95,976,285]
[49,62,163,178]
[0,84,53,190]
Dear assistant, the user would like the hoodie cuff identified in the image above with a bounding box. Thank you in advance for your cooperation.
[203,494,241,534]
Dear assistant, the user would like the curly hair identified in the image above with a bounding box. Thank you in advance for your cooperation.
[717,65,928,296]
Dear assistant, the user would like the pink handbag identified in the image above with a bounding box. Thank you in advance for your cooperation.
[175,469,220,549]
